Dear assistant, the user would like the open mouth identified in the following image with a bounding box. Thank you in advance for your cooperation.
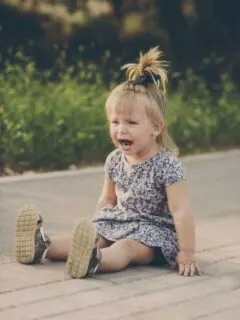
[118,139,133,146]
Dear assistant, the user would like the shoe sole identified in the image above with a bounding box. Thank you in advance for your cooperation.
[67,218,96,279]
[15,205,39,264]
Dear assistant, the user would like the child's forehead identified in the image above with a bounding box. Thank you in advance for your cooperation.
[109,109,142,120]
[108,102,146,118]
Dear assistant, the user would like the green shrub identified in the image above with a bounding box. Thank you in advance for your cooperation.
[0,60,239,173]
[167,70,240,153]
[0,59,112,172]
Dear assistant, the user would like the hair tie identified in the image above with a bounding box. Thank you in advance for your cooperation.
[132,73,160,86]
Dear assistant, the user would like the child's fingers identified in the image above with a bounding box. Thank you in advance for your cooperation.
[190,263,196,276]
[178,263,200,277]
[189,263,202,276]
[178,263,185,276]
[183,264,190,277]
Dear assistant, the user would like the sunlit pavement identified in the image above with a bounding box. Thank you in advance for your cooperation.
[1,150,240,319]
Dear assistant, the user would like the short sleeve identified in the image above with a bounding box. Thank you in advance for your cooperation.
[103,149,120,180]
[162,155,186,186]
[104,153,113,179]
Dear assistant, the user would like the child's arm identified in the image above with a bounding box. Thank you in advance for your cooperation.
[166,180,201,276]
[96,177,117,211]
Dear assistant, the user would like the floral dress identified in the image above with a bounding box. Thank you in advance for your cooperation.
[92,148,186,265]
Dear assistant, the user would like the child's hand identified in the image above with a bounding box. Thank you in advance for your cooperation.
[174,251,201,277]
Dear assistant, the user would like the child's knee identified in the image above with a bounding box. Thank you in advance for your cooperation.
[117,238,134,254]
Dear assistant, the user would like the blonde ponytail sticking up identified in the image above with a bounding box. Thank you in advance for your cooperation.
[121,46,168,94]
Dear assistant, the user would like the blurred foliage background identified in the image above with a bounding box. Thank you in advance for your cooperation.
[0,0,239,174]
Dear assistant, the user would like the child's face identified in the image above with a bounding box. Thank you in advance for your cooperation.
[108,104,162,159]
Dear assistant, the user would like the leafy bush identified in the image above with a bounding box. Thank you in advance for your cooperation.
[167,70,240,153]
[0,59,239,174]
[0,57,112,172]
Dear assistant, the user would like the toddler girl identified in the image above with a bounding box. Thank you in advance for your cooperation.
[15,47,200,278]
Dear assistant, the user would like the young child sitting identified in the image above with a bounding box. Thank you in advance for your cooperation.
[15,47,201,278]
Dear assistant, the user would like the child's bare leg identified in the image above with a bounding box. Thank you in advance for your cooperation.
[46,234,71,261]
[67,220,155,278]
[99,238,154,272]
[46,235,112,261]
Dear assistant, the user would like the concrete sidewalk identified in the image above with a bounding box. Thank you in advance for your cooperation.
[1,215,240,320]
[1,150,240,319]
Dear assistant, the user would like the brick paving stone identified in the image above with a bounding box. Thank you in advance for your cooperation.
[94,265,168,284]
[229,256,240,265]
[0,275,173,319]
[13,297,77,320]
[0,263,68,293]
[197,218,240,252]
[0,308,33,320]
[63,276,171,309]
[201,304,240,320]
[46,278,221,320]
[203,262,240,277]
[158,272,206,286]
[122,288,240,320]
[198,243,240,263]
[0,278,110,310]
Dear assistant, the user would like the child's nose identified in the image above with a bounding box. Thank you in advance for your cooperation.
[118,124,127,133]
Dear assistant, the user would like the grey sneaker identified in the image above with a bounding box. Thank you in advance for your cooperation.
[15,205,51,264]
[67,218,101,279]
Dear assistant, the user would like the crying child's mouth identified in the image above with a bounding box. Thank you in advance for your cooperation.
[118,139,133,146]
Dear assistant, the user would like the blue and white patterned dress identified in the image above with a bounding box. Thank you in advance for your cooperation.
[93,148,186,265]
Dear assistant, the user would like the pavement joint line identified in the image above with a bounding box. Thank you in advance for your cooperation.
[203,268,240,279]
[96,269,170,285]
[35,278,226,320]
[0,281,114,312]
[0,271,161,307]
[0,278,70,295]
[0,268,177,306]
[192,301,240,320]
[0,149,239,184]
[0,268,174,303]
[0,273,209,311]
[199,253,240,265]
[197,241,240,253]
[17,276,212,320]
[113,287,240,320]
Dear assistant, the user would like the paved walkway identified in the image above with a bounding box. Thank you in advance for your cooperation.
[1,150,240,319]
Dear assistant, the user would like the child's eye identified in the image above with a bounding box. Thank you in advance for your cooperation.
[128,120,138,125]
[111,120,119,124]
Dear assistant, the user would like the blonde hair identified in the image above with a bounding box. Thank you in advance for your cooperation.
[105,47,179,156]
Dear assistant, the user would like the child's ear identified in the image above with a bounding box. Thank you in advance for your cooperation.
[154,126,160,136]
[153,121,164,136]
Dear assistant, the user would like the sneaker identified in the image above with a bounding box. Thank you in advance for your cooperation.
[67,218,101,279]
[15,205,51,264]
